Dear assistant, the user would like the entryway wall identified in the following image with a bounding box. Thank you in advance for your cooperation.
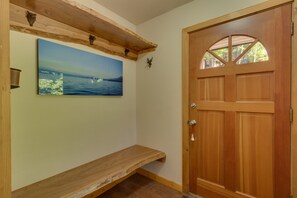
[11,31,138,190]
[11,0,267,191]
[11,0,138,190]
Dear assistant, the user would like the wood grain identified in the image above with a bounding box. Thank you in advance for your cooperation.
[12,145,166,198]
[293,1,297,197]
[236,113,273,198]
[182,0,294,196]
[273,4,291,197]
[236,73,274,101]
[182,30,190,193]
[197,111,225,186]
[187,4,291,198]
[225,75,236,102]
[197,179,252,198]
[196,101,274,113]
[224,112,236,192]
[10,0,157,53]
[197,77,224,101]
[0,0,11,197]
[10,4,138,60]
[196,62,275,78]
[83,171,136,198]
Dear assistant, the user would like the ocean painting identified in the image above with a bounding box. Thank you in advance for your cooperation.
[38,39,123,96]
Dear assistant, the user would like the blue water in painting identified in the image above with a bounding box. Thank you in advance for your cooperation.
[63,75,122,96]
[39,69,123,96]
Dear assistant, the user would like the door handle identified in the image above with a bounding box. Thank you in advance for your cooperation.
[188,120,197,126]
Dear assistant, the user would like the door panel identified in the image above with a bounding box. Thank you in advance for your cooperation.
[189,4,291,198]
[236,113,273,198]
[197,111,225,186]
[197,77,225,101]
[236,73,274,101]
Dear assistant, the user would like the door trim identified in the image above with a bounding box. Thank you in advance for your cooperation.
[0,0,11,198]
[292,1,297,198]
[182,0,294,194]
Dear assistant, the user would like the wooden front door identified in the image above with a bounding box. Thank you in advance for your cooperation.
[188,4,291,198]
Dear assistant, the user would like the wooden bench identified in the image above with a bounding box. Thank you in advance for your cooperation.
[12,145,166,198]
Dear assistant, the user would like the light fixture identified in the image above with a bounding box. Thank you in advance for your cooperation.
[10,68,21,89]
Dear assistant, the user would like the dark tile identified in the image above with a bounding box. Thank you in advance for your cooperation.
[98,174,183,198]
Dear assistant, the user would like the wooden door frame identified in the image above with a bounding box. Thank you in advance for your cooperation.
[292,1,297,197]
[182,0,296,195]
[0,0,11,197]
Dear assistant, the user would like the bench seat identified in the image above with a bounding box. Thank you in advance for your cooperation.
[12,145,166,198]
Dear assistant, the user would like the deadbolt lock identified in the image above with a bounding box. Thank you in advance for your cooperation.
[190,103,197,109]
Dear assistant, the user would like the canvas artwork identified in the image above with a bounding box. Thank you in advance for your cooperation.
[38,39,123,96]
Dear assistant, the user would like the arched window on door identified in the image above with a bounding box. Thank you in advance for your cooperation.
[200,35,269,69]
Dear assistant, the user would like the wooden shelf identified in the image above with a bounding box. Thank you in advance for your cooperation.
[12,145,166,198]
[9,0,157,60]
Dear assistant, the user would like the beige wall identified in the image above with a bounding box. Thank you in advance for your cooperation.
[11,1,137,189]
[73,0,136,31]
[136,0,266,185]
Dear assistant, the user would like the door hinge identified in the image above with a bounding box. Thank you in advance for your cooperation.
[290,108,293,122]
[291,22,294,36]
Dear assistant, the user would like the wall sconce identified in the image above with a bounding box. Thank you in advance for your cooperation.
[10,68,21,89]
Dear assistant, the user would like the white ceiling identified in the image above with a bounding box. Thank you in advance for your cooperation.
[94,0,194,25]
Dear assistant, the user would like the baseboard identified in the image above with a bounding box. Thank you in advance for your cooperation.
[137,168,182,192]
